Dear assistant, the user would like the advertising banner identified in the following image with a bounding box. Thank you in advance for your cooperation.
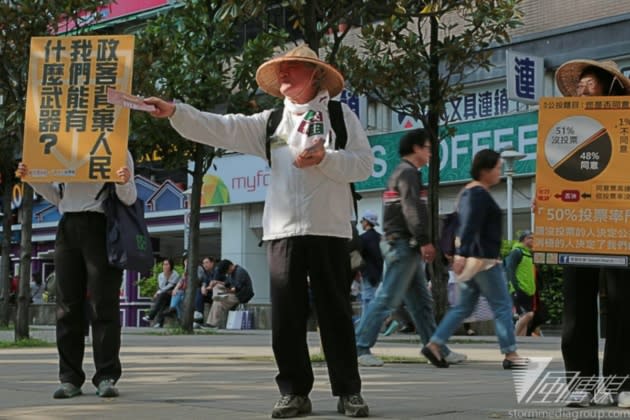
[534,97,630,267]
[22,35,134,182]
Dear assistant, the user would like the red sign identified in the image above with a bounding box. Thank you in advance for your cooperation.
[556,190,580,202]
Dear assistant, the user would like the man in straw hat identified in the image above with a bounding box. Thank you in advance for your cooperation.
[553,58,630,409]
[145,44,373,418]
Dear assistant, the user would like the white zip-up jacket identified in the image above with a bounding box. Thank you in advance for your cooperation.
[169,102,374,240]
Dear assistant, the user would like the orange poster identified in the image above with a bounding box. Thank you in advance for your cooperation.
[534,97,630,267]
[22,35,134,182]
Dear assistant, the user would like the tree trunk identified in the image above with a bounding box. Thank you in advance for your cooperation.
[181,145,204,332]
[0,173,13,327]
[427,15,449,323]
[16,183,33,340]
[303,0,320,52]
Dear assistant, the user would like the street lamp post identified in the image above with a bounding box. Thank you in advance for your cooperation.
[501,147,526,241]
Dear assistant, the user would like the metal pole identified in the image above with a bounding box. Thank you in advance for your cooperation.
[507,171,514,241]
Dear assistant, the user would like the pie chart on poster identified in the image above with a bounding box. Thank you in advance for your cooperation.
[545,116,612,182]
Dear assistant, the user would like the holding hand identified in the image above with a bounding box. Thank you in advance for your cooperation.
[294,138,325,168]
[143,97,176,119]
[15,162,28,178]
[452,255,466,275]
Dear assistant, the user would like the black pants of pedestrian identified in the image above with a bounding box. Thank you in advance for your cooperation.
[268,236,361,397]
[195,287,213,315]
[147,292,171,326]
[561,266,630,391]
[55,212,123,388]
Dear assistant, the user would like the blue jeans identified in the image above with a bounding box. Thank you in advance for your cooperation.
[355,238,450,356]
[170,290,185,319]
[431,263,517,354]
[359,277,377,326]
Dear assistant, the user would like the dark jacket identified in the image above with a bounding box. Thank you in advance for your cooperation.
[382,159,430,246]
[456,186,502,258]
[226,265,254,303]
[359,228,383,286]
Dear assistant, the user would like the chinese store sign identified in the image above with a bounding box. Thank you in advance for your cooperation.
[534,97,630,266]
[23,35,134,182]
[506,51,543,105]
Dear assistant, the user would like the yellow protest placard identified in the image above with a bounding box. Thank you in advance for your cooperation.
[534,97,630,267]
[22,35,134,182]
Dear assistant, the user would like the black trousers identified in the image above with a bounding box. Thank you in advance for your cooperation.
[55,212,123,388]
[561,266,630,391]
[268,236,361,396]
[147,291,171,326]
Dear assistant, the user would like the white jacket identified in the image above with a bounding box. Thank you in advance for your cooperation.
[169,102,374,240]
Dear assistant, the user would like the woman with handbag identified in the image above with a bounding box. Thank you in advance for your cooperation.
[421,149,524,369]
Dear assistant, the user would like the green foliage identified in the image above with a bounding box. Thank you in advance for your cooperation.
[130,0,289,172]
[338,0,523,128]
[537,264,564,324]
[0,338,52,348]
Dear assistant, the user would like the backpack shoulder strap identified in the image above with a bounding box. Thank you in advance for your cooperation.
[328,101,347,150]
[327,101,360,217]
[265,107,284,167]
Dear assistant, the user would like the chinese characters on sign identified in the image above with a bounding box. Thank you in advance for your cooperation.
[535,97,630,265]
[506,51,543,105]
[23,35,134,182]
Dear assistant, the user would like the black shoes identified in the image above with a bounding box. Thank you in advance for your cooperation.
[502,357,528,369]
[271,394,312,418]
[421,346,449,368]
[337,394,369,417]
[53,382,82,399]
[96,378,119,398]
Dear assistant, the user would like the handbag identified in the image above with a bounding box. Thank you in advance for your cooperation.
[98,183,154,273]
[226,304,254,330]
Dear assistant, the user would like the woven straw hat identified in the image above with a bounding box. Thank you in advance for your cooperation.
[555,59,630,97]
[256,44,344,98]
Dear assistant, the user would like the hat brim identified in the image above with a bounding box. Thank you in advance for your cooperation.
[555,59,630,97]
[256,56,344,98]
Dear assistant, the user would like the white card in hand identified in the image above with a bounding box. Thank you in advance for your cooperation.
[107,88,156,112]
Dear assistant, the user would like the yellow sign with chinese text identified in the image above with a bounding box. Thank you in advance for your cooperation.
[22,35,134,182]
[535,97,630,266]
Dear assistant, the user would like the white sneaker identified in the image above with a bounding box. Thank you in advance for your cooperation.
[358,354,384,367]
[566,391,593,407]
[444,351,468,364]
[618,391,630,408]
[592,391,615,405]
[193,311,204,322]
[142,315,151,323]
[193,322,201,329]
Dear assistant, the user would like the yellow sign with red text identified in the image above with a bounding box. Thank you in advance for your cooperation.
[535,97,630,267]
[22,35,134,182]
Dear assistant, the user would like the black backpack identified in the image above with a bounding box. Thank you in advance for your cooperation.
[265,100,361,214]
[438,211,459,257]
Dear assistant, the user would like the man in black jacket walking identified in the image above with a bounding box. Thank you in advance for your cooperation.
[354,129,466,367]
[358,210,383,325]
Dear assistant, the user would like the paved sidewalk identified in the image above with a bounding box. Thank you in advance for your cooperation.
[0,327,628,420]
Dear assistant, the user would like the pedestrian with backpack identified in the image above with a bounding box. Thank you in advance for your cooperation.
[144,44,373,418]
